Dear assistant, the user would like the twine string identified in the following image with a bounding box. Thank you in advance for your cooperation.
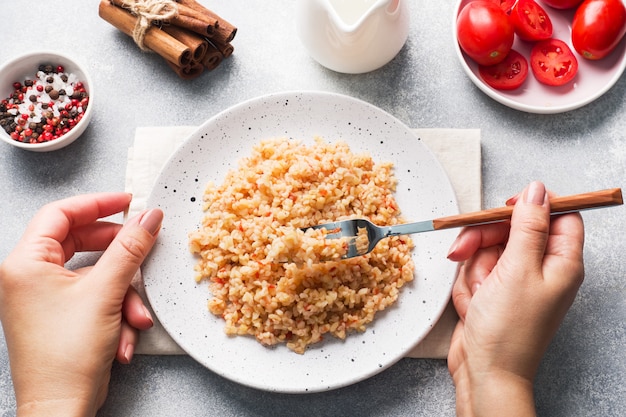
[118,0,179,51]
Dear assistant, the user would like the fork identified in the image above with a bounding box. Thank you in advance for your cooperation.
[304,188,623,259]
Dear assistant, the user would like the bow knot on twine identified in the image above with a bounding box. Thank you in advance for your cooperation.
[117,0,179,50]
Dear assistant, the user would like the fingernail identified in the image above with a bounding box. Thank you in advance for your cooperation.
[139,209,163,236]
[123,344,135,364]
[471,282,481,294]
[505,193,519,206]
[525,181,546,206]
[447,238,459,259]
[142,305,154,327]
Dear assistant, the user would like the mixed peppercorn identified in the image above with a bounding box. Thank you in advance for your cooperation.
[1,64,89,144]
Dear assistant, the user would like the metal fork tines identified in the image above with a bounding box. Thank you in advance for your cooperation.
[308,218,394,258]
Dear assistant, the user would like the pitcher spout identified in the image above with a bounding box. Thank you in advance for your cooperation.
[296,0,410,74]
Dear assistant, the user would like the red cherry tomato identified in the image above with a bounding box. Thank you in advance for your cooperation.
[572,0,626,60]
[541,0,584,8]
[490,0,517,13]
[530,39,579,86]
[457,1,515,66]
[478,49,529,90]
[510,0,553,41]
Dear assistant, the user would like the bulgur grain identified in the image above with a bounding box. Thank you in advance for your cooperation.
[189,137,414,354]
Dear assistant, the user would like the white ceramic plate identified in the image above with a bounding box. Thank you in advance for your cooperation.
[143,91,459,393]
[453,0,626,114]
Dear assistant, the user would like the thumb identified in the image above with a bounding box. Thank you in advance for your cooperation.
[500,181,550,278]
[90,208,163,296]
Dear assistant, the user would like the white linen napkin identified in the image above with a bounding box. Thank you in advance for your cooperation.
[126,127,482,358]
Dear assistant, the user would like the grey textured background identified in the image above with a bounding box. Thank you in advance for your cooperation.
[0,1,624,416]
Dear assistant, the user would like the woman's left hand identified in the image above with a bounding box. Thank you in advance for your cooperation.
[0,193,162,417]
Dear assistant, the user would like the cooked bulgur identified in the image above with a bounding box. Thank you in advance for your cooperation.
[188,137,414,354]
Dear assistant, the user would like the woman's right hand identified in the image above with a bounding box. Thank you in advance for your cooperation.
[446,181,585,416]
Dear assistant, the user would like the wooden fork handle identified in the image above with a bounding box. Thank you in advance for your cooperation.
[432,188,623,230]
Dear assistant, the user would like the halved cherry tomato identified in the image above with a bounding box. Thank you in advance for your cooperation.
[530,39,579,86]
[490,0,517,13]
[510,0,553,41]
[572,0,626,60]
[541,0,584,9]
[457,1,515,66]
[479,49,529,90]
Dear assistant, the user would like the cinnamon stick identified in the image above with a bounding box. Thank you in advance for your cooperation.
[210,39,234,59]
[211,23,237,45]
[161,24,208,61]
[170,12,215,37]
[177,0,237,42]
[175,3,218,35]
[99,0,191,66]
[166,60,204,80]
[202,42,223,70]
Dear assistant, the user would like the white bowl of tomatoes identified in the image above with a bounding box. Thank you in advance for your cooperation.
[453,0,626,114]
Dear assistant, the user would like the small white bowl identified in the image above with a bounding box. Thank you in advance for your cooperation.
[453,0,626,114]
[0,51,93,152]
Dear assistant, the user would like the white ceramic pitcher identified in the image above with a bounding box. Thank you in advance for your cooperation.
[296,0,410,74]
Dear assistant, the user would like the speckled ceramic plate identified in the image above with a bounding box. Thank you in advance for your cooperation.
[142,91,459,393]
[453,0,626,114]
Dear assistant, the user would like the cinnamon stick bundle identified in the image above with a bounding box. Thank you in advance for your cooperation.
[99,0,192,67]
[99,0,237,79]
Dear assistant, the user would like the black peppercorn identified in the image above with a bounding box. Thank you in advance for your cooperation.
[48,90,59,100]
